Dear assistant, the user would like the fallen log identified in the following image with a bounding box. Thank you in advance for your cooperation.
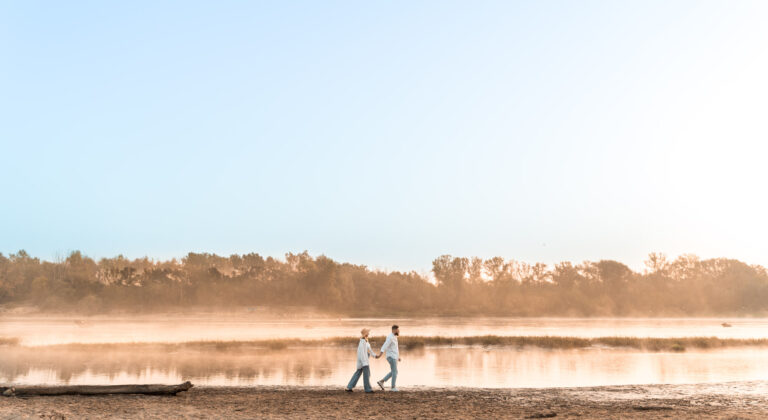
[1,381,193,397]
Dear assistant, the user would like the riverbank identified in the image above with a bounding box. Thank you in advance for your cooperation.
[3,381,768,419]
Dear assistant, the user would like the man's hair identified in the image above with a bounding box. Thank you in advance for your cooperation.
[392,325,399,330]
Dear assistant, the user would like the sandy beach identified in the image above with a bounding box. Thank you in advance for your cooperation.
[2,381,767,419]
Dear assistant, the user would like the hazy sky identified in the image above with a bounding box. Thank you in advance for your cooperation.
[2,1,768,273]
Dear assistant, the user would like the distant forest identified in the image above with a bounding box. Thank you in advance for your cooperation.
[1,250,767,316]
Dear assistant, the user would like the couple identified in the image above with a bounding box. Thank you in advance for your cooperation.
[345,325,401,393]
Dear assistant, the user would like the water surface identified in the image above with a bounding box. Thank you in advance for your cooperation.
[3,345,768,388]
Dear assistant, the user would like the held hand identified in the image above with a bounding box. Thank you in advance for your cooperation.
[398,358,401,362]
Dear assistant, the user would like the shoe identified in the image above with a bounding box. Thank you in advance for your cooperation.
[345,388,353,392]
[390,388,399,392]
[365,390,375,393]
[377,380,385,391]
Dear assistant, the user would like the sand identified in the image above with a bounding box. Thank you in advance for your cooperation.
[2,381,768,419]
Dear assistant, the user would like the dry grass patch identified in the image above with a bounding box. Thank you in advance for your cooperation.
[25,335,768,353]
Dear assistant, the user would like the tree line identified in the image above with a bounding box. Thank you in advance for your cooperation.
[1,250,767,316]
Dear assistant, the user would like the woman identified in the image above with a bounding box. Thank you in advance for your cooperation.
[345,328,380,393]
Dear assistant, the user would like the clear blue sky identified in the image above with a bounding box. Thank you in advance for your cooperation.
[2,1,768,272]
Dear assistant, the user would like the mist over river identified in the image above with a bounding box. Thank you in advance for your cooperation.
[4,315,768,346]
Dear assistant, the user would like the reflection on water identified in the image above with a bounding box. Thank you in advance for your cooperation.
[3,345,768,388]
[3,316,768,346]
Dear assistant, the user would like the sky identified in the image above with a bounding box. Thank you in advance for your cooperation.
[2,1,768,273]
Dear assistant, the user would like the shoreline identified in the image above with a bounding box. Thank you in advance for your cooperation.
[3,381,768,419]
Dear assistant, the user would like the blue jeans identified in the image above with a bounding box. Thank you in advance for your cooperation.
[347,365,373,392]
[380,357,398,389]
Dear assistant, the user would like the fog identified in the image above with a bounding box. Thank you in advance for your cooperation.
[5,316,768,346]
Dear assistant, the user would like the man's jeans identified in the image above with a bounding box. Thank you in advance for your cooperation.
[380,357,398,389]
[347,365,373,392]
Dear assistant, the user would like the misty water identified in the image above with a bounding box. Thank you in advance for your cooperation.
[3,315,768,388]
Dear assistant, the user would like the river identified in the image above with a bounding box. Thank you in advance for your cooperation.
[2,315,767,388]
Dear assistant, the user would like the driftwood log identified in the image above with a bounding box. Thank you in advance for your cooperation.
[1,381,193,397]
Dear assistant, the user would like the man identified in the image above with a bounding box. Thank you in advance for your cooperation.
[346,328,379,393]
[377,325,401,391]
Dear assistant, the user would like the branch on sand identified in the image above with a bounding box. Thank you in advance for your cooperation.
[1,381,193,397]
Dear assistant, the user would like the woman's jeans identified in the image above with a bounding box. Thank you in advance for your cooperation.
[380,357,398,389]
[347,365,373,392]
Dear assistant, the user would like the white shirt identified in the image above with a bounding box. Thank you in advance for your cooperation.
[380,332,399,360]
[356,338,375,369]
